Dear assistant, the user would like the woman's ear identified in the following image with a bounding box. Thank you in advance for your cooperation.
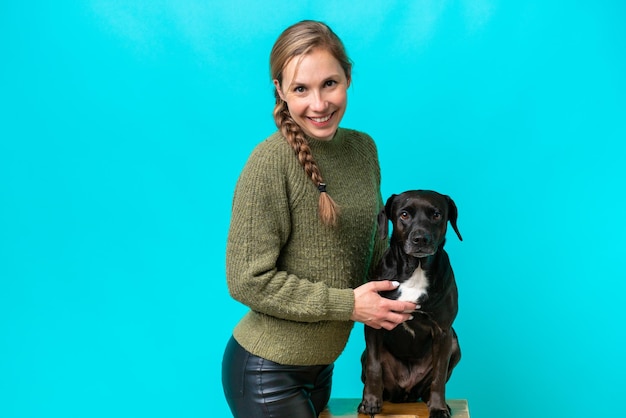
[273,80,285,101]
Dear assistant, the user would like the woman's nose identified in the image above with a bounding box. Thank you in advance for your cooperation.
[309,91,328,111]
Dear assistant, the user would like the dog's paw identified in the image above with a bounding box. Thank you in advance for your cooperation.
[358,395,382,416]
[428,408,451,418]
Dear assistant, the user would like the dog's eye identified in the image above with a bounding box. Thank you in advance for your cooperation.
[400,211,409,220]
[433,211,442,220]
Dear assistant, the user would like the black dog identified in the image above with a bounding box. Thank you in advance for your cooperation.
[359,190,463,418]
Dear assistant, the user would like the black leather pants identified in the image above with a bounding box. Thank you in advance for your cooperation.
[222,336,333,418]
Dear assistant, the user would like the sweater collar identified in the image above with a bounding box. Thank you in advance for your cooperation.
[306,128,345,152]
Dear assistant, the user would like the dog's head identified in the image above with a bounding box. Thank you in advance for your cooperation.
[379,190,462,258]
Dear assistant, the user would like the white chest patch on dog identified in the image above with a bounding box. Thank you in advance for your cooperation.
[397,266,429,306]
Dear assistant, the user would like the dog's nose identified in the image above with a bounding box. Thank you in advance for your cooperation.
[412,235,431,246]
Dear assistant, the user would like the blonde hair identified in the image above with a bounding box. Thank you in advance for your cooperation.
[270,20,352,227]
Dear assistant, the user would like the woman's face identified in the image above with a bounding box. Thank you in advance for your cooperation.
[274,48,350,141]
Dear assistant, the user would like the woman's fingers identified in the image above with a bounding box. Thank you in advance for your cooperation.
[352,280,418,329]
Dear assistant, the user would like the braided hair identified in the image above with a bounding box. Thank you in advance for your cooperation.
[270,20,352,227]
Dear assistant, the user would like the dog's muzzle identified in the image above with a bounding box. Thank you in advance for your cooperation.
[404,231,437,257]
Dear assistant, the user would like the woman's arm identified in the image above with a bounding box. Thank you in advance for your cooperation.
[225,142,355,323]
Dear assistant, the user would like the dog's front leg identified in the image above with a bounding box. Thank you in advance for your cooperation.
[428,327,454,418]
[359,326,384,416]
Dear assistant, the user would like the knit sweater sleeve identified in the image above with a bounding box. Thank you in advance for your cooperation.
[225,139,355,323]
[368,190,388,281]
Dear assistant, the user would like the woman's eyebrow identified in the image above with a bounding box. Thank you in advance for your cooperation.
[292,74,342,85]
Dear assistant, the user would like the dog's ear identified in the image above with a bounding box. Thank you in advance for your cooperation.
[446,195,463,241]
[384,194,397,219]
[378,194,397,239]
[377,209,389,239]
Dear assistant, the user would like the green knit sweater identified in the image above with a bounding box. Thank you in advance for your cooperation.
[226,128,386,366]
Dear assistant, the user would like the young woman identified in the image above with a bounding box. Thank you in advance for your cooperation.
[222,20,417,418]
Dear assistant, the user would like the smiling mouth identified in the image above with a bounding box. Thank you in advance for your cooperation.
[308,112,334,124]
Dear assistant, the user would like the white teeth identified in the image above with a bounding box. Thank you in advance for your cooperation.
[311,114,332,123]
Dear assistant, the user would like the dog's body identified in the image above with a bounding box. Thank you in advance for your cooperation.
[359,190,462,418]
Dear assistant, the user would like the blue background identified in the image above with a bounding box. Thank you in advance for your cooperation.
[2,1,625,417]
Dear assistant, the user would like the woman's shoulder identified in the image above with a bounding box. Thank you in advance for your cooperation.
[340,127,376,148]
[241,131,298,176]
[253,131,291,151]
[245,131,294,163]
[235,131,308,203]
[339,127,378,156]
[340,127,374,141]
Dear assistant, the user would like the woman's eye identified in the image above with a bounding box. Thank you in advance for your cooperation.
[324,80,337,87]
[294,86,305,93]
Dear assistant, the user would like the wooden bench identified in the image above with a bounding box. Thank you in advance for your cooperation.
[320,399,470,418]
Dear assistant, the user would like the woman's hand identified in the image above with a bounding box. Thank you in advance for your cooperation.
[351,280,417,330]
